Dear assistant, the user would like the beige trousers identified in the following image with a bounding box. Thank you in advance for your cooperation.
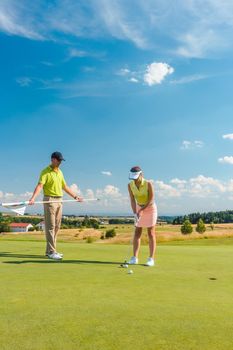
[43,196,63,254]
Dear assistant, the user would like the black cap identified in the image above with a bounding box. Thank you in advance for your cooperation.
[130,166,142,172]
[51,151,65,161]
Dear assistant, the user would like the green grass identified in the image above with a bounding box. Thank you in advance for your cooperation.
[1,238,233,350]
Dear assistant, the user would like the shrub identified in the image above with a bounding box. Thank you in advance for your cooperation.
[181,220,193,235]
[105,229,116,239]
[0,222,11,233]
[210,222,214,231]
[196,219,206,234]
[86,236,95,243]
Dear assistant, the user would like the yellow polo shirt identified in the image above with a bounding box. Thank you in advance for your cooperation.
[39,166,66,197]
[129,178,149,205]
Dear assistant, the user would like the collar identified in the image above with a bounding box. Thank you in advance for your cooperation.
[133,177,145,188]
[49,165,60,172]
[140,177,145,186]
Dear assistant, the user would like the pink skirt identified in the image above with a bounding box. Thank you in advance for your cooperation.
[136,203,158,228]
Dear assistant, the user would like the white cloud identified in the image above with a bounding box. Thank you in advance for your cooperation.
[95,0,148,49]
[155,181,181,198]
[20,191,33,197]
[117,68,130,76]
[175,30,222,58]
[101,171,112,176]
[180,140,204,150]
[16,77,32,87]
[40,61,54,67]
[85,189,95,200]
[68,48,89,58]
[5,193,14,198]
[0,2,44,40]
[2,174,233,215]
[118,62,174,86]
[129,77,139,83]
[69,183,82,195]
[103,185,121,197]
[218,156,233,165]
[144,62,174,86]
[155,174,228,200]
[223,133,233,140]
[171,74,208,85]
[16,76,63,90]
[188,175,226,196]
[170,178,187,189]
[1,1,233,58]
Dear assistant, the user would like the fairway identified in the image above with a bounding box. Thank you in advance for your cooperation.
[1,239,233,350]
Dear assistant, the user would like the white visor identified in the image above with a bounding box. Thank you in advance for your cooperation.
[129,171,142,180]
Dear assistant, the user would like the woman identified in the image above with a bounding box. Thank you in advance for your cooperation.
[128,166,157,266]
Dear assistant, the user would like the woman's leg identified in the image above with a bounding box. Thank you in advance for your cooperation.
[133,227,142,257]
[147,226,156,259]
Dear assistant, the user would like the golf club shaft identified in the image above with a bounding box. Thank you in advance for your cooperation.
[123,213,140,263]
[1,198,100,206]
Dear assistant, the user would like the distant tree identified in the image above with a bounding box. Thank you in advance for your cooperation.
[181,220,193,235]
[210,222,214,231]
[0,222,11,233]
[173,210,233,225]
[196,219,206,234]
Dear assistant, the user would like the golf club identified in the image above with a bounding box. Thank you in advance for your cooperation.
[1,198,100,216]
[120,213,139,269]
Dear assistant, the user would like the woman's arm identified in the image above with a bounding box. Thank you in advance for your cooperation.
[139,181,154,212]
[128,184,137,214]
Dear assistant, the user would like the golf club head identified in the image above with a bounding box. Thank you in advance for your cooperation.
[120,261,129,268]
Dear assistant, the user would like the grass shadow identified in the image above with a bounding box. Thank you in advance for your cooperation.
[0,252,46,259]
[3,259,122,265]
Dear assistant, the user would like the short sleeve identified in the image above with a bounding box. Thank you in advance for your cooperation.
[62,174,66,188]
[38,171,47,185]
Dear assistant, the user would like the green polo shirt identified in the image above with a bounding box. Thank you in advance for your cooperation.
[38,166,66,197]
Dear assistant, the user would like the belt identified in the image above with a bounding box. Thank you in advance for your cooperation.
[44,196,62,198]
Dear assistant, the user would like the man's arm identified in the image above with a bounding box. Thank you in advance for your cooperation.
[29,183,43,205]
[63,185,83,201]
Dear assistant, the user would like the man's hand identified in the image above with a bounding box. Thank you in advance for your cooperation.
[29,198,35,205]
[75,196,83,202]
[29,184,43,205]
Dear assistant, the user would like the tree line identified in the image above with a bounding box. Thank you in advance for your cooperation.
[173,210,233,225]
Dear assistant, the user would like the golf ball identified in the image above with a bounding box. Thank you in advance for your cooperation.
[128,269,133,274]
[123,264,128,268]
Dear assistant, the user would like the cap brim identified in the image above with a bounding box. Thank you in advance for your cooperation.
[129,171,141,180]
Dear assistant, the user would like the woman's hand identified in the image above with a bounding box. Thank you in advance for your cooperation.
[137,208,144,217]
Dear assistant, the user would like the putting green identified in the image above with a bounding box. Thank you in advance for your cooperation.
[1,239,233,350]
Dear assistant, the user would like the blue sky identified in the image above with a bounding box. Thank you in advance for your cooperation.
[1,0,233,215]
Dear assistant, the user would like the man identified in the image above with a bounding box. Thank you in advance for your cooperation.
[29,152,82,260]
